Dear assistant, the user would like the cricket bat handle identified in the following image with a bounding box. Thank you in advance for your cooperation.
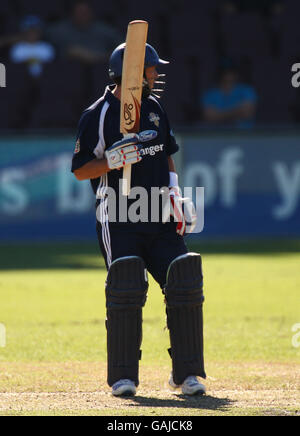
[122,164,132,196]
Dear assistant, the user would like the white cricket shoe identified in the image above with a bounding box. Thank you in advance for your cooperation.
[169,373,206,396]
[181,376,206,396]
[111,379,136,397]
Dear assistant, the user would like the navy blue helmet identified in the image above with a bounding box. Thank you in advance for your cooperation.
[109,43,169,80]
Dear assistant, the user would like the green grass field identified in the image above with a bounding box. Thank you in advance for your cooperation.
[0,240,299,416]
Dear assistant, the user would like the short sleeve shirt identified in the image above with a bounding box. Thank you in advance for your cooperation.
[202,84,257,128]
[71,85,179,231]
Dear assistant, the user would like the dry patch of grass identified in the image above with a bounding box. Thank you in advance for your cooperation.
[0,361,299,415]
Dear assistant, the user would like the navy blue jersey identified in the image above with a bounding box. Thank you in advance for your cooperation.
[71,85,179,232]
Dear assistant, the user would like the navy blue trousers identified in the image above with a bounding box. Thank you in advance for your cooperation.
[96,223,188,288]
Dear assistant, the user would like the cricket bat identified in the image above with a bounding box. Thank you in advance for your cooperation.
[120,20,148,196]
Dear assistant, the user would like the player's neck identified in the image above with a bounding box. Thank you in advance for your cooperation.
[112,85,121,100]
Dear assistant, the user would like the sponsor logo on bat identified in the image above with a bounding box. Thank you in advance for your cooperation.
[124,103,134,126]
[123,93,141,133]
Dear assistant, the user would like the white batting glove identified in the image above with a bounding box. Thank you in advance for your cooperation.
[162,186,197,236]
[105,130,158,170]
[169,187,186,236]
[105,135,141,170]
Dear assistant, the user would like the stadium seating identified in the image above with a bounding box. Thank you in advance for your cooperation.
[219,12,270,60]
[252,56,295,123]
[0,0,299,129]
[28,60,87,129]
[89,60,111,103]
[162,55,201,125]
[15,0,65,21]
[0,0,14,16]
[89,0,124,23]
[0,0,17,34]
[115,2,172,58]
[285,0,300,15]
[169,12,216,59]
[279,14,300,58]
[0,63,33,129]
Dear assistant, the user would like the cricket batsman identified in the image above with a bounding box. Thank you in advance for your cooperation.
[71,41,206,397]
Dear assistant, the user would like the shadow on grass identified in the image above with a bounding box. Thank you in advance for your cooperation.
[130,394,233,412]
[0,239,299,270]
[0,242,105,271]
[188,238,300,256]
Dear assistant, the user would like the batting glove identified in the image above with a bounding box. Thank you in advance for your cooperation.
[162,187,197,236]
[105,135,141,170]
[105,130,158,170]
[170,187,186,236]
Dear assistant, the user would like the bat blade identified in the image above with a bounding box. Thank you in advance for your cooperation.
[120,20,148,196]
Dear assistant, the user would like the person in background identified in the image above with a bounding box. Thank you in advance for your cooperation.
[46,1,121,64]
[202,65,257,128]
[10,15,55,77]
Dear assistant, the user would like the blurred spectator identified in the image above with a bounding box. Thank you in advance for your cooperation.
[10,15,55,77]
[46,0,121,64]
[202,65,257,128]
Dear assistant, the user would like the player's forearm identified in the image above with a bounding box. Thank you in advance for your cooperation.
[168,156,179,189]
[74,158,110,181]
[168,156,176,173]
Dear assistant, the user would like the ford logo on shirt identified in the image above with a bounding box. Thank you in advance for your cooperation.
[138,130,158,143]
